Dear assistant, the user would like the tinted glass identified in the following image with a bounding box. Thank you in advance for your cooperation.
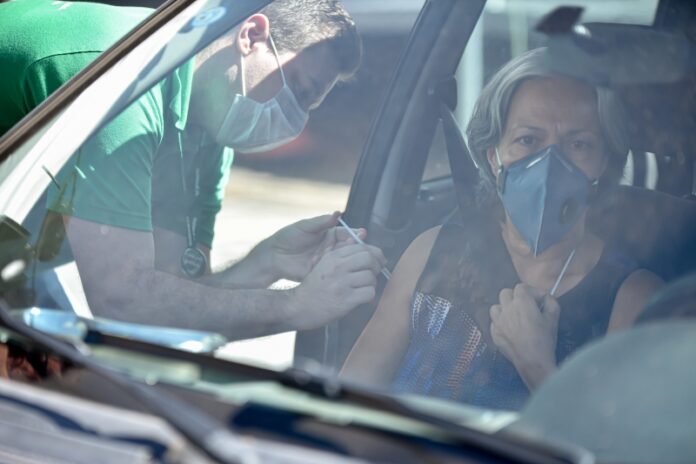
[3,0,696,461]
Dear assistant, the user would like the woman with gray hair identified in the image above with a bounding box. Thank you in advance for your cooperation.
[342,48,663,410]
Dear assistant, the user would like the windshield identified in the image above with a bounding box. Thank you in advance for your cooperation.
[1,0,695,462]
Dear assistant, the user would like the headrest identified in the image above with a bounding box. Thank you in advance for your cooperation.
[546,22,696,86]
[588,186,696,280]
[544,20,696,155]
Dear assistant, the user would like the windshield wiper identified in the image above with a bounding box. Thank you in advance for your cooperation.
[0,300,259,464]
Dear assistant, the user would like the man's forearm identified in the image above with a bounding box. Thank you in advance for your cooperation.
[198,239,280,290]
[66,218,380,343]
[93,267,305,341]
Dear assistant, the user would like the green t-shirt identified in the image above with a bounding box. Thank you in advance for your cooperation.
[45,62,234,248]
[0,0,151,135]
[0,0,233,248]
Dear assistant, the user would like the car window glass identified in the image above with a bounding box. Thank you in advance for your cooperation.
[0,0,425,371]
[422,122,452,182]
[5,0,696,461]
[423,0,659,185]
[342,0,696,452]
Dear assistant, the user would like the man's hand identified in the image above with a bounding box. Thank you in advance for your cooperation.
[289,243,386,330]
[201,212,368,290]
[489,283,561,390]
[265,211,366,282]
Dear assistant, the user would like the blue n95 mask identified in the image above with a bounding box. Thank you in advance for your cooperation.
[215,35,309,153]
[496,145,594,256]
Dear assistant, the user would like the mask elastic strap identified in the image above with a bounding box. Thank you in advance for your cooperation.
[495,147,503,168]
[240,50,248,96]
[495,147,507,194]
[588,177,601,203]
[267,34,288,87]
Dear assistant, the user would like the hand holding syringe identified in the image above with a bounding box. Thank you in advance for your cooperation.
[338,217,391,280]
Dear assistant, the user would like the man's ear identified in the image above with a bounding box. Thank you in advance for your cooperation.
[236,14,270,56]
[486,147,500,179]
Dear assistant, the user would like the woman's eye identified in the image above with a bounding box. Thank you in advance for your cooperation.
[516,135,537,146]
[570,139,593,151]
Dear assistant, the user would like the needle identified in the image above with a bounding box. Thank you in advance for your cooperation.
[549,248,577,296]
[337,217,391,280]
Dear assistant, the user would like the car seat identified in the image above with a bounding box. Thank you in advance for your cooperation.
[588,185,696,282]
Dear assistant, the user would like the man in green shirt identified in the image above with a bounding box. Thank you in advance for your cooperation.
[0,0,384,340]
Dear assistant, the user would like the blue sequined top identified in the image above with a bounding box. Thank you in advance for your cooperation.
[391,222,637,411]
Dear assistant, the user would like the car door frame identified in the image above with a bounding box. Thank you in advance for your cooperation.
[294,0,487,370]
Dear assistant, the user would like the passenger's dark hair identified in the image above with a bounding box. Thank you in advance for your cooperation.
[262,0,362,80]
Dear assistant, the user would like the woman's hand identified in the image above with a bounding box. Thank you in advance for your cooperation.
[490,283,561,390]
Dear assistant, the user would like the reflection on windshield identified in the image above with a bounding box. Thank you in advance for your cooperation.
[344,45,664,411]
[1,0,400,366]
[6,0,391,349]
[343,0,696,460]
[3,0,696,460]
[0,340,67,382]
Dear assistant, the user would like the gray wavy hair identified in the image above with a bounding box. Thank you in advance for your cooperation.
[466,47,630,194]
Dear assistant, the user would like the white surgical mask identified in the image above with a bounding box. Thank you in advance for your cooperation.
[215,35,309,153]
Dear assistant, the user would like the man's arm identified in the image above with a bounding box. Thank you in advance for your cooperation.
[65,216,384,340]
[153,212,368,289]
[151,226,274,289]
[198,212,368,289]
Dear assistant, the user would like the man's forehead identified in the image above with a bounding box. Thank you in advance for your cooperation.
[287,40,339,69]
[285,42,342,87]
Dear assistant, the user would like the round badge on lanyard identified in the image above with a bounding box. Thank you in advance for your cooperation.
[181,246,207,278]
[178,143,207,278]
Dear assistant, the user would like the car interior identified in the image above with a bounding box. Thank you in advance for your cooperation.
[1,0,693,401]
[0,0,695,461]
[294,0,696,383]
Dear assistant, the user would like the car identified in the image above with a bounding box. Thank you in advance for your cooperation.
[0,0,695,462]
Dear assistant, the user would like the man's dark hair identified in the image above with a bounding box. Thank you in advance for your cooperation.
[262,0,362,80]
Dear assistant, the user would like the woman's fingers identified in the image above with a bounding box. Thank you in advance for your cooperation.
[499,288,513,305]
[513,283,538,303]
[542,294,561,323]
[490,303,503,321]
[522,283,548,302]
